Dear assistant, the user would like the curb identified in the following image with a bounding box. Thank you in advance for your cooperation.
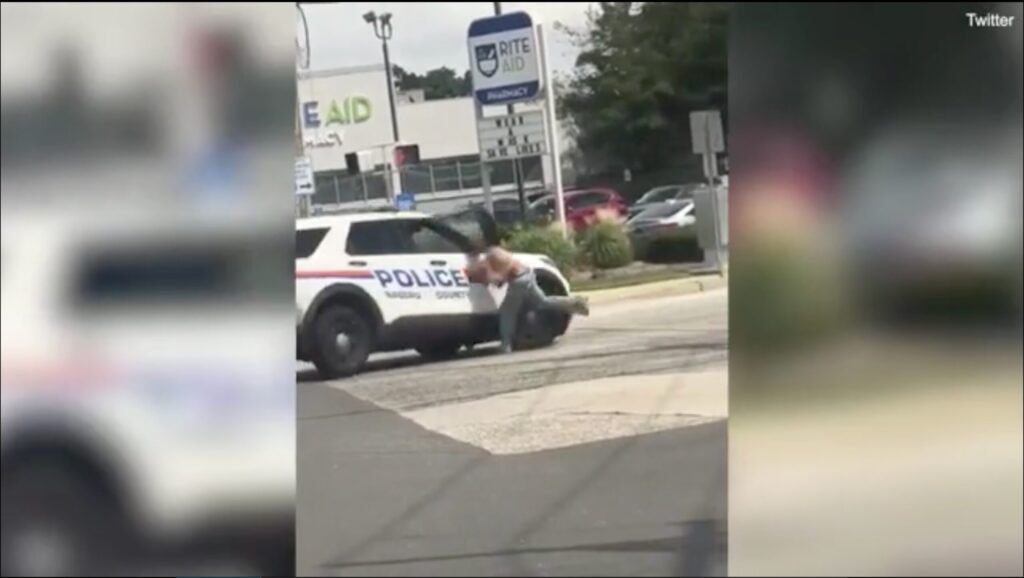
[579,273,727,305]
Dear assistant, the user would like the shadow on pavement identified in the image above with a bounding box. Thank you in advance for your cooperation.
[297,338,727,385]
[324,519,725,576]
[297,345,503,383]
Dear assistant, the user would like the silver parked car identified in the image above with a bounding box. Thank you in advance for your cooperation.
[628,184,703,219]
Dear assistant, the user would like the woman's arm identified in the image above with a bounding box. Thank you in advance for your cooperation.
[465,255,491,285]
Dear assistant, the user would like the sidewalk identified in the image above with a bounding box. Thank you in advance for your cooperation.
[404,369,728,455]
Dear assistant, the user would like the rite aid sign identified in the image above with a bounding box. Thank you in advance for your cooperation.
[468,12,542,106]
[297,65,394,168]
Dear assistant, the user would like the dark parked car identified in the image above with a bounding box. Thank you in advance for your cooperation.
[525,189,550,204]
[468,197,539,229]
[627,184,703,219]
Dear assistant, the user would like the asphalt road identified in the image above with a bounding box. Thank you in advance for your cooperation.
[298,290,727,411]
[298,289,727,576]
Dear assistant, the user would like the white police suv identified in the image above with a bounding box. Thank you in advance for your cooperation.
[296,208,573,378]
[1,212,294,575]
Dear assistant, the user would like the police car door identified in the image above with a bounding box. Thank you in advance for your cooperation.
[343,217,450,321]
[406,217,478,317]
[430,207,503,315]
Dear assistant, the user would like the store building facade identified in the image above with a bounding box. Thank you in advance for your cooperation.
[298,64,554,212]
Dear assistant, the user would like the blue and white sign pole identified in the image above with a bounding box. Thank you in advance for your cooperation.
[468,11,566,237]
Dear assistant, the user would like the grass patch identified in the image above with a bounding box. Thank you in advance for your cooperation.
[573,268,693,292]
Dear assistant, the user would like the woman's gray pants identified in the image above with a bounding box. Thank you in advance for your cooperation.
[499,269,577,351]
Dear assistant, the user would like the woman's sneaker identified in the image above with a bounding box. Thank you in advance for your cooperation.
[573,296,590,317]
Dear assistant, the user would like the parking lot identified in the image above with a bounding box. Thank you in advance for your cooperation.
[298,288,728,575]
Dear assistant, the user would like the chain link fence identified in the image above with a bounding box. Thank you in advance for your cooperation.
[308,155,545,211]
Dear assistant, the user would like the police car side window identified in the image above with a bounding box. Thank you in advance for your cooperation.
[410,220,467,254]
[71,238,291,309]
[347,221,415,256]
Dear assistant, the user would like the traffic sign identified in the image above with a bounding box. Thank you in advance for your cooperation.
[688,109,726,276]
[393,144,420,167]
[468,12,541,106]
[689,110,725,155]
[395,191,416,211]
[295,156,314,196]
[477,110,547,161]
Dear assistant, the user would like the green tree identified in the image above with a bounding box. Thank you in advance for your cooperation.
[392,65,472,100]
[421,66,464,99]
[392,64,419,91]
[559,2,728,173]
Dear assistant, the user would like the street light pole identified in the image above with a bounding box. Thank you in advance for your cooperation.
[365,11,400,201]
[381,37,399,143]
[365,12,399,143]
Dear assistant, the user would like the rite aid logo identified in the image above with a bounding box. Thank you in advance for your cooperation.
[302,96,373,129]
[475,44,499,78]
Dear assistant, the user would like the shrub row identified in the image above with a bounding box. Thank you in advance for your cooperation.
[502,219,702,274]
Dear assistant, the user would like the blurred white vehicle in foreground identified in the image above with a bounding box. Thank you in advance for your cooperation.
[1,211,295,576]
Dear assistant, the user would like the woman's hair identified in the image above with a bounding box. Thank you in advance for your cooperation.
[468,206,500,250]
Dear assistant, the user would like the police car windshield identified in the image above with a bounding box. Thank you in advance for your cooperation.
[296,228,329,259]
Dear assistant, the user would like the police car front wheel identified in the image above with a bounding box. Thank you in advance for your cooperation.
[1,461,132,576]
[310,305,374,378]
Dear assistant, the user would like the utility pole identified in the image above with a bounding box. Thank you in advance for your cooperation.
[296,2,310,218]
[295,97,309,218]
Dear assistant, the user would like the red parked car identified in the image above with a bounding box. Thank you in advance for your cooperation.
[528,187,628,230]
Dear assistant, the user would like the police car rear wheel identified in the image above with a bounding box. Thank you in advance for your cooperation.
[513,308,560,351]
[310,305,373,378]
[514,279,571,350]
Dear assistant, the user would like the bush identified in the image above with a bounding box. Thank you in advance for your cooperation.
[496,223,516,244]
[731,241,848,358]
[503,225,577,276]
[576,221,634,270]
